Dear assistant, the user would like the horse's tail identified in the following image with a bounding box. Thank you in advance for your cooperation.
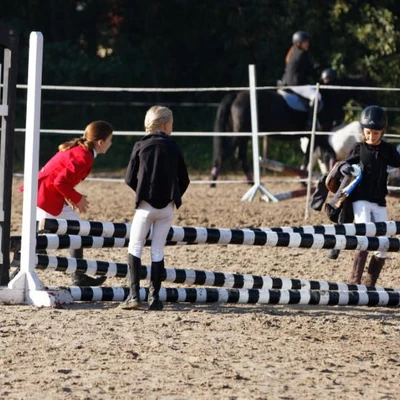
[214,92,237,132]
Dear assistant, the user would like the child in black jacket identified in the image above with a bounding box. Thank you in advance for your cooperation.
[345,105,400,286]
[121,106,190,310]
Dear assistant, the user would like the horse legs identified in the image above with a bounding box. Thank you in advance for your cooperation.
[210,137,234,187]
[236,137,252,184]
[303,135,336,173]
[210,137,223,187]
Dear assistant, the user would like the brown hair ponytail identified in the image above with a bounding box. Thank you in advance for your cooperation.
[285,44,298,64]
[58,121,113,152]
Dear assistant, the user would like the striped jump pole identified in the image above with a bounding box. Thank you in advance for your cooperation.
[27,253,400,293]
[11,230,400,252]
[260,158,310,178]
[38,218,132,238]
[45,286,400,307]
[272,188,309,201]
[39,218,400,239]
[10,234,130,252]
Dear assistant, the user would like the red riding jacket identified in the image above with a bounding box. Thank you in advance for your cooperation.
[21,146,94,216]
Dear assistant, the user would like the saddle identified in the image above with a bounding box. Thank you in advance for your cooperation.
[277,86,324,113]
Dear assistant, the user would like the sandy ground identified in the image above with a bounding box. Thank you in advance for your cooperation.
[2,174,400,399]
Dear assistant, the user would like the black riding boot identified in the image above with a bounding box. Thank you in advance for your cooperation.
[363,256,385,287]
[120,254,141,309]
[148,259,164,311]
[71,248,107,286]
[348,250,368,285]
[327,249,340,260]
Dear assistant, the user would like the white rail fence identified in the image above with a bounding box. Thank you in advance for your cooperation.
[13,67,400,218]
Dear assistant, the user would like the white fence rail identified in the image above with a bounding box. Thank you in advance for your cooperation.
[13,68,400,219]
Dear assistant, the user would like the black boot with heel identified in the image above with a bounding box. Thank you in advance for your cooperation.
[71,248,107,286]
[148,259,164,311]
[120,254,141,309]
[363,255,385,287]
[348,250,368,285]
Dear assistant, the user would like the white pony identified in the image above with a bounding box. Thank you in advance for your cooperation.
[329,121,363,161]
[301,121,363,173]
[303,122,400,186]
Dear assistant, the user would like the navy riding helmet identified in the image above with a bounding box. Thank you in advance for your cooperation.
[321,68,337,82]
[360,105,388,130]
[292,31,310,44]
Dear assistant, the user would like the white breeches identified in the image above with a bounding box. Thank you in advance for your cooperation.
[128,201,174,262]
[352,200,388,258]
[36,205,80,221]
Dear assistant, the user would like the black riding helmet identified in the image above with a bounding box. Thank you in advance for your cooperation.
[360,105,388,130]
[292,31,310,44]
[321,68,337,82]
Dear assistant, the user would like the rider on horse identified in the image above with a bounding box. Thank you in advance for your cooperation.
[281,31,316,87]
[279,31,319,128]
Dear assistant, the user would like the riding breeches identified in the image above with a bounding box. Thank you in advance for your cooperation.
[128,201,174,262]
[36,205,79,222]
[352,200,388,258]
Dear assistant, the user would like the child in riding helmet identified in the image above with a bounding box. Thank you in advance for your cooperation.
[345,105,400,286]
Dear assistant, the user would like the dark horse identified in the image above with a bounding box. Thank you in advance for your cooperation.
[210,75,374,184]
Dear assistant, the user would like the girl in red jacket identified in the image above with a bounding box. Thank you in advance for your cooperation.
[35,120,113,285]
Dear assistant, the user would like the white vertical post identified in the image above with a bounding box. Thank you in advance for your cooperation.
[8,32,44,292]
[19,32,43,287]
[304,83,320,220]
[242,64,277,202]
[6,32,73,306]
[249,64,261,186]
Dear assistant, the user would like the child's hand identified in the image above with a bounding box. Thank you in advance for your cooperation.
[76,195,89,213]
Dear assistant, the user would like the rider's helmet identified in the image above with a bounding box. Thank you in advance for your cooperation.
[321,68,337,82]
[360,105,387,130]
[292,31,310,44]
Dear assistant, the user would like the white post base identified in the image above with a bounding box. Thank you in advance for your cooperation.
[26,288,73,307]
[0,287,24,304]
[241,183,279,202]
[0,287,73,307]
[1,271,74,307]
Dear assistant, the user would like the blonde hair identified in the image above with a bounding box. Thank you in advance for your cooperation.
[58,120,113,151]
[144,106,173,133]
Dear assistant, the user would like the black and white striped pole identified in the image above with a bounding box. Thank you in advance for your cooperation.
[39,218,400,240]
[10,230,400,252]
[31,253,399,293]
[45,286,400,307]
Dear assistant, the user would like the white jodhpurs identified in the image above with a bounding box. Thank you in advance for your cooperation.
[128,201,174,262]
[36,204,80,222]
[352,200,388,258]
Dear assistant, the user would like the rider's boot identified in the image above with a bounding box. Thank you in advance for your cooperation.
[119,254,141,309]
[148,259,164,311]
[71,248,107,286]
[363,255,385,287]
[348,250,368,285]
